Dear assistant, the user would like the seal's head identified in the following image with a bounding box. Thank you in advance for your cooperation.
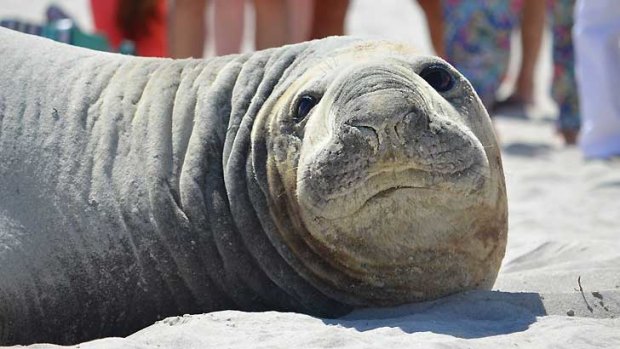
[254,39,507,307]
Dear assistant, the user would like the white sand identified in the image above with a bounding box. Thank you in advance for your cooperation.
[1,1,619,348]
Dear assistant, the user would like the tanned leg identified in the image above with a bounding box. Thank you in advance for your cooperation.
[169,0,208,58]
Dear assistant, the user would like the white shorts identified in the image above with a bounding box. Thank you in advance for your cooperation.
[573,0,620,158]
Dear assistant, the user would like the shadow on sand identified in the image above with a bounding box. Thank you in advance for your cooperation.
[323,289,619,339]
[323,290,544,339]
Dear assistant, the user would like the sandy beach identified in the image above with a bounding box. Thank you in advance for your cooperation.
[1,1,619,348]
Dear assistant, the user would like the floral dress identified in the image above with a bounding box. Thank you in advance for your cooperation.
[442,0,580,131]
[442,0,521,109]
[549,0,580,131]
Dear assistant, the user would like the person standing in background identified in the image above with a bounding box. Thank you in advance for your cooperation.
[573,0,620,158]
[168,0,243,58]
[426,0,580,145]
[169,0,313,58]
[496,0,580,145]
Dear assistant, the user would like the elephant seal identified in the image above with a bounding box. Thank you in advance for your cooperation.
[0,28,507,345]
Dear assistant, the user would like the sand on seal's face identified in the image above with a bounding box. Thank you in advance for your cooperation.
[259,41,507,307]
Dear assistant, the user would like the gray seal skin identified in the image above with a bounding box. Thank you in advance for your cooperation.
[0,28,507,344]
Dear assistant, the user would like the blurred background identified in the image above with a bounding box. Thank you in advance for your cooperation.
[1,0,618,158]
[0,1,435,53]
[0,0,554,116]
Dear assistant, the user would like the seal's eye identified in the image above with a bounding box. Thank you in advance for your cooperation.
[420,65,455,92]
[294,95,318,122]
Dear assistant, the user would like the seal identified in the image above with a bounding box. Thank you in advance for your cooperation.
[260,41,508,307]
[0,28,507,345]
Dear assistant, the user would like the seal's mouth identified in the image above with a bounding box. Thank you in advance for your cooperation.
[352,160,477,197]
[307,162,484,220]
[317,161,475,200]
[368,185,436,200]
[357,185,436,211]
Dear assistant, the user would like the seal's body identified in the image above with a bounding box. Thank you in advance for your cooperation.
[0,28,507,345]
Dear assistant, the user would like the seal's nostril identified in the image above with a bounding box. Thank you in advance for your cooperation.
[346,123,380,152]
[394,123,402,143]
[397,112,430,141]
[357,125,379,146]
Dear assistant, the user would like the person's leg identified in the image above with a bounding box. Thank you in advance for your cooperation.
[513,0,546,104]
[418,0,445,58]
[213,0,244,55]
[549,0,580,145]
[309,0,349,39]
[254,0,288,50]
[574,0,620,157]
[287,0,314,44]
[169,0,207,58]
